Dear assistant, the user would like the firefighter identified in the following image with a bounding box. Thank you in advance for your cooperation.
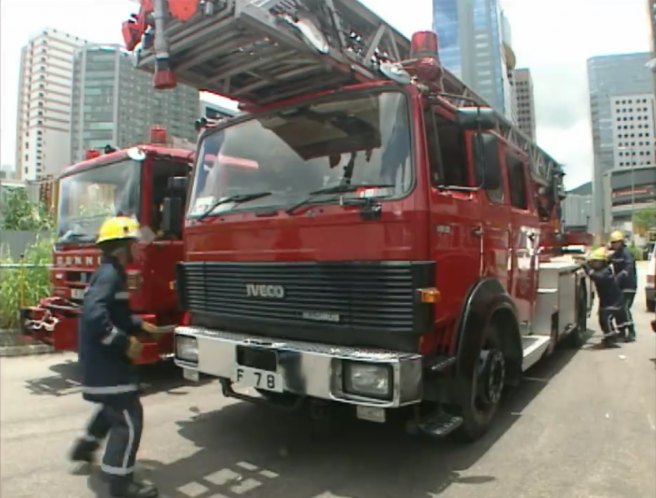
[583,247,629,347]
[608,230,637,342]
[69,216,158,498]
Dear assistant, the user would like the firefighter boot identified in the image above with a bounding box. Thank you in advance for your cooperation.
[69,437,99,464]
[110,480,158,498]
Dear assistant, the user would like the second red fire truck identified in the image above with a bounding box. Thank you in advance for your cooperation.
[21,127,193,364]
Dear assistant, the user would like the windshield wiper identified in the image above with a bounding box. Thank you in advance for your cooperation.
[197,191,272,220]
[286,183,394,215]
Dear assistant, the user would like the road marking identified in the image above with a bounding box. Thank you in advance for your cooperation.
[236,461,258,471]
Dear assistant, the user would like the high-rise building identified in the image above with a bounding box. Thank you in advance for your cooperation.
[71,45,199,162]
[15,28,87,181]
[433,0,517,120]
[586,52,653,234]
[199,97,237,120]
[512,68,536,140]
[611,93,656,169]
[649,1,656,92]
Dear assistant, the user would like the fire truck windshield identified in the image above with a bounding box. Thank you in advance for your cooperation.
[56,159,141,243]
[188,90,412,218]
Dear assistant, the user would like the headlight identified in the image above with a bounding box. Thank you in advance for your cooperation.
[176,335,198,362]
[343,361,392,400]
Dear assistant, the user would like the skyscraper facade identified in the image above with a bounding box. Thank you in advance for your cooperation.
[433,0,516,120]
[586,52,653,234]
[649,0,656,92]
[15,28,87,181]
[71,44,199,162]
[513,68,537,140]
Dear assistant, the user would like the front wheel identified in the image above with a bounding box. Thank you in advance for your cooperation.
[453,322,506,442]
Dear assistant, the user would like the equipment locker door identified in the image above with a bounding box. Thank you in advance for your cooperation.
[504,150,539,330]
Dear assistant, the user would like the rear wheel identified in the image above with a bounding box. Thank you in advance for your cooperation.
[454,322,505,442]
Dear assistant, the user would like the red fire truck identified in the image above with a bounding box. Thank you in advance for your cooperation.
[123,0,592,439]
[21,127,193,365]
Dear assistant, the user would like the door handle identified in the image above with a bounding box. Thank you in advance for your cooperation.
[471,226,483,237]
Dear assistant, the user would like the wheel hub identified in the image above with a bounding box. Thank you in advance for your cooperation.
[478,349,505,405]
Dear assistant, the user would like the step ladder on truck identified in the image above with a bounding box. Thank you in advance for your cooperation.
[122,0,593,440]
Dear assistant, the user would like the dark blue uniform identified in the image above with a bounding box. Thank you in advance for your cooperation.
[610,246,637,338]
[76,256,144,492]
[586,265,629,341]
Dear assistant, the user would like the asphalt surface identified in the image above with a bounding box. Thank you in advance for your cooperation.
[1,264,655,498]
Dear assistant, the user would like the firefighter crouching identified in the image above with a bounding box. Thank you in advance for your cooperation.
[608,230,637,341]
[69,216,159,498]
[582,247,630,347]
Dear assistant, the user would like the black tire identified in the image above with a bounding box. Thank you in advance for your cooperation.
[453,322,506,442]
[566,285,587,349]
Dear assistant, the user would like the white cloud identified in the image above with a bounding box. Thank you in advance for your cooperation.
[1,0,652,190]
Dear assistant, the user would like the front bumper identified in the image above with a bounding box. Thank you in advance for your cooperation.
[174,326,423,408]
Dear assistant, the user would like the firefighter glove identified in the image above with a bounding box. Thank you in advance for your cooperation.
[126,336,143,360]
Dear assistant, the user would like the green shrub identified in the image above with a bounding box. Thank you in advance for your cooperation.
[628,242,642,262]
[0,237,53,329]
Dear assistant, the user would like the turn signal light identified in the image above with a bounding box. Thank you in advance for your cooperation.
[418,287,441,304]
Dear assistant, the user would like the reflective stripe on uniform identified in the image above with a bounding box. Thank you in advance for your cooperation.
[101,327,121,346]
[114,291,130,300]
[122,409,135,471]
[101,463,135,476]
[82,384,139,395]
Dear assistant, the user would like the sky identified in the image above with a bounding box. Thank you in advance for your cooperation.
[0,0,652,189]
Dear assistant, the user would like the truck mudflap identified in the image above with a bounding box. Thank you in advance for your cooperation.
[20,299,174,364]
[174,326,424,408]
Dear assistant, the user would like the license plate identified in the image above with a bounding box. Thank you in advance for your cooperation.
[232,366,283,393]
[183,368,199,382]
[71,288,85,299]
[356,405,386,423]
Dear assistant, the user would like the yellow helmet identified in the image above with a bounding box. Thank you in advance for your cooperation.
[609,230,625,243]
[587,247,609,262]
[96,216,141,245]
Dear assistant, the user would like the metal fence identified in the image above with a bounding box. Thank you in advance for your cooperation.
[0,230,49,260]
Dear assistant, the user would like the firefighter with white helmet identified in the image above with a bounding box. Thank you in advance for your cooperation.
[582,247,629,347]
[69,216,158,498]
[608,230,637,341]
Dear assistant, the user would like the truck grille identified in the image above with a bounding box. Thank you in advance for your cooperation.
[176,261,435,351]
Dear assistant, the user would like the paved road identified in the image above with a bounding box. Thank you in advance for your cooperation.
[2,264,655,498]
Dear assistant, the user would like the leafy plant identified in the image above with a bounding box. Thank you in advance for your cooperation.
[1,188,54,231]
[0,237,52,330]
[632,207,656,236]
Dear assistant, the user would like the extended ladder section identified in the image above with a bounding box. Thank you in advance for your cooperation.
[124,0,564,194]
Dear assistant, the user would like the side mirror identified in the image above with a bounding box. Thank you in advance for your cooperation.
[473,133,501,191]
[167,176,187,191]
[162,197,183,237]
[457,107,497,131]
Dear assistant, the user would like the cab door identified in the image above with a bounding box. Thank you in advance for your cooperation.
[424,107,483,329]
